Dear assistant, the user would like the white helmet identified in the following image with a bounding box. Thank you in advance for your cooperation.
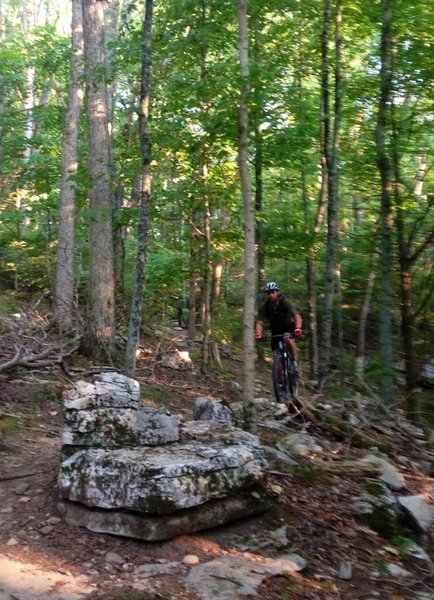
[265,281,279,292]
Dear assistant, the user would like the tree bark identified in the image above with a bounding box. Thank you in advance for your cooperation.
[356,263,377,379]
[81,0,115,359]
[104,0,124,304]
[54,0,84,330]
[253,12,265,365]
[376,0,395,406]
[320,0,342,383]
[201,190,212,373]
[197,0,213,373]
[237,0,257,433]
[125,0,153,374]
[296,41,320,380]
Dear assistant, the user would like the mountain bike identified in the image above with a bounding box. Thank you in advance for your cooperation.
[271,333,300,404]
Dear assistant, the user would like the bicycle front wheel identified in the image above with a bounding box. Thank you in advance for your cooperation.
[289,363,300,399]
[272,352,290,403]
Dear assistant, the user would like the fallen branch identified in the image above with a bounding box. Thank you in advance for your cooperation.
[0,472,45,482]
[0,342,80,373]
[312,458,383,477]
[302,404,390,451]
[0,411,24,420]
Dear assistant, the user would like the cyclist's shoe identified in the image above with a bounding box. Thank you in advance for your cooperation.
[292,361,300,374]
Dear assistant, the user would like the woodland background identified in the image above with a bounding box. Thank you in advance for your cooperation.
[0,0,432,426]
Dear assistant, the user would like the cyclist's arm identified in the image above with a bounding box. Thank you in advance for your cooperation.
[282,299,302,332]
[294,312,302,330]
[255,319,264,338]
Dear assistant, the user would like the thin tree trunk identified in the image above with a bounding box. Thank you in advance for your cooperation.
[253,13,265,365]
[104,0,124,303]
[320,0,342,382]
[0,0,3,41]
[212,262,223,304]
[356,259,377,379]
[198,0,213,373]
[54,0,84,329]
[376,0,395,406]
[125,0,153,374]
[237,0,256,433]
[81,0,115,359]
[201,189,212,372]
[414,155,426,199]
[188,249,198,340]
[296,41,321,380]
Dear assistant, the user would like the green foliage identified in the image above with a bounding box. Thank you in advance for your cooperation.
[364,359,398,385]
[389,535,414,557]
[141,386,167,405]
[284,465,324,482]
[0,0,432,388]
[0,416,23,437]
[212,304,244,347]
[0,291,19,314]
[31,388,62,404]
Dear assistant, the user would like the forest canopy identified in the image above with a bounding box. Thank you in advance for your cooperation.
[0,0,432,417]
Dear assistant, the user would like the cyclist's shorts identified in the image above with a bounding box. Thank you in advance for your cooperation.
[271,326,295,351]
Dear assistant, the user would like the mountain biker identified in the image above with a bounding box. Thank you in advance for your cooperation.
[255,281,302,370]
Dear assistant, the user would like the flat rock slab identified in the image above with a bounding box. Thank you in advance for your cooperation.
[58,487,270,542]
[65,374,141,410]
[0,554,94,600]
[59,440,267,514]
[62,406,179,447]
[186,554,306,600]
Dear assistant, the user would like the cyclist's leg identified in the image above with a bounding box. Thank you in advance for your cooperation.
[271,336,283,382]
[283,328,298,362]
[272,351,285,402]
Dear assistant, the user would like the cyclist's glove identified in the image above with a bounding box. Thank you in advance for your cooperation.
[294,328,302,337]
[255,333,265,342]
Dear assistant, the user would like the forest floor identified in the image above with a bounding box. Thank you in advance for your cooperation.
[0,325,434,600]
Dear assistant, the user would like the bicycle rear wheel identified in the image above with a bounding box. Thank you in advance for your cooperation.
[272,352,290,403]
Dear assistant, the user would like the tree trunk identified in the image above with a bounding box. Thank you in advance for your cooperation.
[296,43,320,380]
[356,264,377,379]
[253,13,265,365]
[54,0,84,330]
[188,249,198,340]
[376,0,395,406]
[320,0,342,383]
[237,0,257,433]
[414,155,426,199]
[125,0,153,374]
[201,191,212,373]
[211,261,223,305]
[81,0,115,359]
[197,0,213,373]
[104,0,124,304]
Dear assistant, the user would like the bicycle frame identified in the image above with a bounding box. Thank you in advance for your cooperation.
[271,334,299,403]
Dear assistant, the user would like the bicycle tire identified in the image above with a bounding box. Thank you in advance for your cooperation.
[289,362,300,399]
[272,351,290,403]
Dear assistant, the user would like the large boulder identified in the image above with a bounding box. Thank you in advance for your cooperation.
[62,372,178,447]
[58,487,269,542]
[58,372,270,541]
[59,436,267,513]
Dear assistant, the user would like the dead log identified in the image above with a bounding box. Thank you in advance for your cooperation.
[210,341,223,370]
[301,403,390,451]
[312,458,383,477]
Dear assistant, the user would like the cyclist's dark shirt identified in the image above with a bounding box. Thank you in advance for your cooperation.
[258,295,297,335]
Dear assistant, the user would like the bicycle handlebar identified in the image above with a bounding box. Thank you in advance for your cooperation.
[256,333,296,342]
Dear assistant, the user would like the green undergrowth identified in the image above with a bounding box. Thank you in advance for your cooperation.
[0,415,23,437]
